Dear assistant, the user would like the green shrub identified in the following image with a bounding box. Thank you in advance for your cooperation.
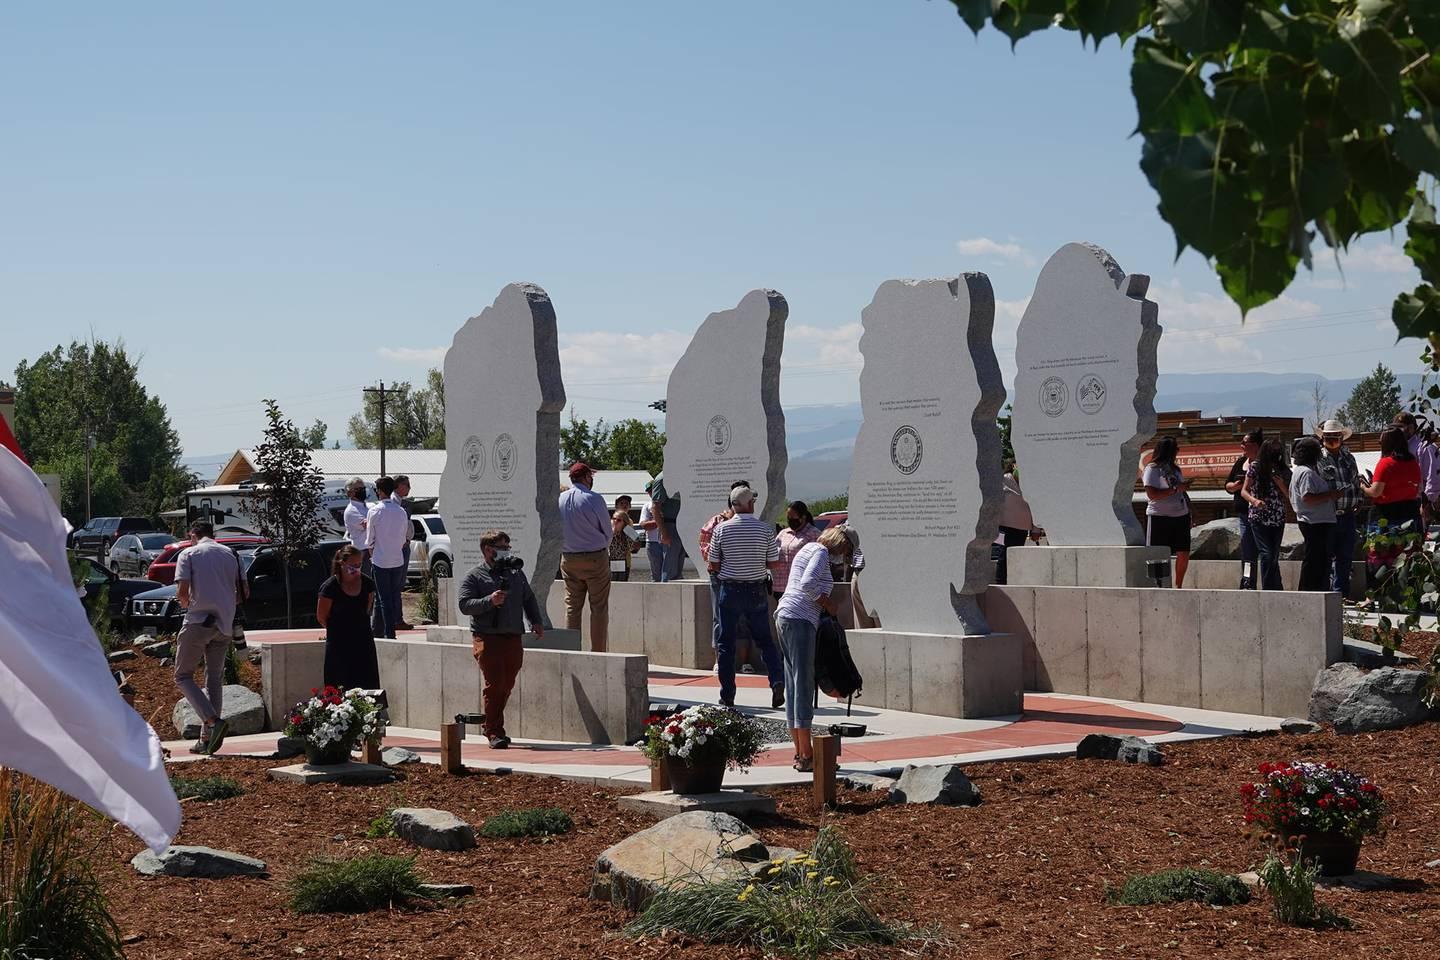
[224,645,242,685]
[1257,854,1350,929]
[417,571,439,623]
[1106,868,1251,906]
[365,811,397,839]
[1,772,126,959]
[626,827,931,960]
[168,775,244,802]
[289,854,425,914]
[479,807,573,839]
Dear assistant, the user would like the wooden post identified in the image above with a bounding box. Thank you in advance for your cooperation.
[360,739,383,766]
[812,734,837,809]
[650,758,671,792]
[440,723,463,774]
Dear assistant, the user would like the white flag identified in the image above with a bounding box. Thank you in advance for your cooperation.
[0,446,180,852]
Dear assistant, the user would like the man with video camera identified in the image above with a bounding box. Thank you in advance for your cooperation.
[457,529,544,748]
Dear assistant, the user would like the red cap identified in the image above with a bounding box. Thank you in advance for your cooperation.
[568,461,591,479]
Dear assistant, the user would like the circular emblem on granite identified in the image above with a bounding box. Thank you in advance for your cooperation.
[493,433,517,482]
[890,425,922,475]
[707,415,732,456]
[1039,376,1069,418]
[461,435,486,481]
[1077,372,1107,415]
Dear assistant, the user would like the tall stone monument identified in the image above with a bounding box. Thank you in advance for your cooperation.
[847,276,1005,636]
[1007,243,1163,586]
[662,289,787,558]
[439,283,566,613]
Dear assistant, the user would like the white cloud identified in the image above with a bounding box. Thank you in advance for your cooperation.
[377,345,446,364]
[786,323,862,367]
[1150,280,1324,371]
[1339,243,1414,275]
[956,237,1035,266]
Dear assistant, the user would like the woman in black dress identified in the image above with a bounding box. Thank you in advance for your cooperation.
[316,545,380,690]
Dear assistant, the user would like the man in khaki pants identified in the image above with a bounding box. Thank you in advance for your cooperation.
[558,461,612,651]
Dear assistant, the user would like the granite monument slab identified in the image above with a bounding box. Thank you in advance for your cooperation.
[439,283,566,611]
[1011,243,1160,546]
[846,276,1004,634]
[662,289,788,546]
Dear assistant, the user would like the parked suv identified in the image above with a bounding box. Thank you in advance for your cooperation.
[408,514,453,579]
[145,535,269,585]
[107,532,178,577]
[71,517,155,559]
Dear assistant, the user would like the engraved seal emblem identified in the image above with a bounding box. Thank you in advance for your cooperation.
[1077,373,1107,415]
[493,433,517,482]
[1039,376,1069,418]
[707,415,732,456]
[890,425,922,476]
[461,435,486,481]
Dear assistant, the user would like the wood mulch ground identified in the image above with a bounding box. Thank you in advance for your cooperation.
[95,717,1440,960]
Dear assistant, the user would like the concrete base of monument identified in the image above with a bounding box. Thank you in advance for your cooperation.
[424,625,582,651]
[617,789,778,820]
[267,762,396,786]
[1006,545,1169,588]
[844,629,1023,719]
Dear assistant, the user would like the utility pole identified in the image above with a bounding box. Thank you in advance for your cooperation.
[363,382,390,477]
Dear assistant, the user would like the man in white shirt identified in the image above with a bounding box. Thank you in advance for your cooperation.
[342,477,371,572]
[365,476,410,638]
[391,474,413,630]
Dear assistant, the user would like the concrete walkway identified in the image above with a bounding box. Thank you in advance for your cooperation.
[171,662,1283,787]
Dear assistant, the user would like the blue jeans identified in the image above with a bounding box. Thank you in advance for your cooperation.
[660,521,687,581]
[370,564,406,638]
[1237,511,1257,589]
[776,615,816,731]
[1330,512,1357,598]
[1253,523,1284,591]
[709,574,722,651]
[646,541,665,582]
[716,580,784,702]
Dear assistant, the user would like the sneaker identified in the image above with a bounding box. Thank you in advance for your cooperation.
[719,697,735,708]
[487,735,509,749]
[205,719,230,755]
[189,739,210,755]
[741,664,756,674]
[771,685,785,710]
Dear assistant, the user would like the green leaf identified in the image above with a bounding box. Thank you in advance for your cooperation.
[1319,29,1406,126]
[1156,0,1244,55]
[948,0,994,35]
[1238,5,1316,59]
[1140,131,1255,258]
[1393,284,1440,342]
[1394,111,1440,177]
[1407,4,1440,47]
[1296,141,1350,221]
[991,0,1066,46]
[1071,0,1148,47]
[1132,38,1216,134]
[1215,235,1300,314]
[1329,136,1417,240]
[1407,196,1440,286]
[1211,64,1304,152]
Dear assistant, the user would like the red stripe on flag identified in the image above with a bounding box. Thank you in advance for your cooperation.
[0,416,25,464]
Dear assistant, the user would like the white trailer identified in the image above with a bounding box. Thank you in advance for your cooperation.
[184,478,376,538]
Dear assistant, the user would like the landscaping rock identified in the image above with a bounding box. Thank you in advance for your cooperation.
[618,790,776,821]
[1308,662,1367,724]
[107,649,137,663]
[420,883,474,899]
[272,736,306,760]
[1317,870,1407,892]
[130,845,267,878]
[142,640,174,659]
[391,808,477,851]
[842,772,899,793]
[172,686,267,740]
[382,747,421,765]
[131,634,151,647]
[1426,859,1440,870]
[1189,517,1243,560]
[1075,733,1163,766]
[268,762,395,786]
[1332,668,1432,734]
[591,810,766,909]
[1279,718,1322,735]
[1280,524,1306,560]
[888,764,982,805]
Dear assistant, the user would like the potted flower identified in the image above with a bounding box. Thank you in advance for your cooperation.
[1240,761,1386,875]
[284,686,387,766]
[641,704,765,794]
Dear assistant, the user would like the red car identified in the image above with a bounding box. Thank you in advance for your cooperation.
[145,535,270,585]
[813,510,848,530]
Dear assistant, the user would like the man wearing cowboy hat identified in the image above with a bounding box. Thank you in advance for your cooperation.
[1317,419,1361,601]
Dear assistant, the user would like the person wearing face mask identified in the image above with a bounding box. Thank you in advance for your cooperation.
[458,529,544,748]
[775,526,854,772]
[1316,420,1360,599]
[772,500,821,601]
[316,545,380,691]
[1223,430,1263,590]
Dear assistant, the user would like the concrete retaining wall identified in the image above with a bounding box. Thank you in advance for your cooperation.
[982,585,1341,717]
[845,629,1023,718]
[1184,559,1365,601]
[261,637,647,744]
[1006,546,1169,587]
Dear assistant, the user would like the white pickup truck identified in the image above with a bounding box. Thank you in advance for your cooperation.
[408,513,453,579]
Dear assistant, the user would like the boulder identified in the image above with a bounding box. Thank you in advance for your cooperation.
[887,764,982,805]
[131,845,267,878]
[1308,662,1367,724]
[391,808,477,851]
[1279,718,1322,735]
[272,736,306,760]
[1189,517,1243,561]
[107,649,137,663]
[1075,733,1163,766]
[142,640,174,659]
[1332,668,1432,734]
[382,747,422,765]
[1280,524,1306,560]
[591,810,767,909]
[841,772,898,793]
[172,686,267,740]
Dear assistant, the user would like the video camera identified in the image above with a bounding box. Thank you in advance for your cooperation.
[491,554,525,575]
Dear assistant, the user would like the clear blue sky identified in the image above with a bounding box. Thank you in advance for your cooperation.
[1,2,1423,457]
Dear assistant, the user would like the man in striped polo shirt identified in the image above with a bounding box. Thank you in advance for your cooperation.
[706,484,786,709]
